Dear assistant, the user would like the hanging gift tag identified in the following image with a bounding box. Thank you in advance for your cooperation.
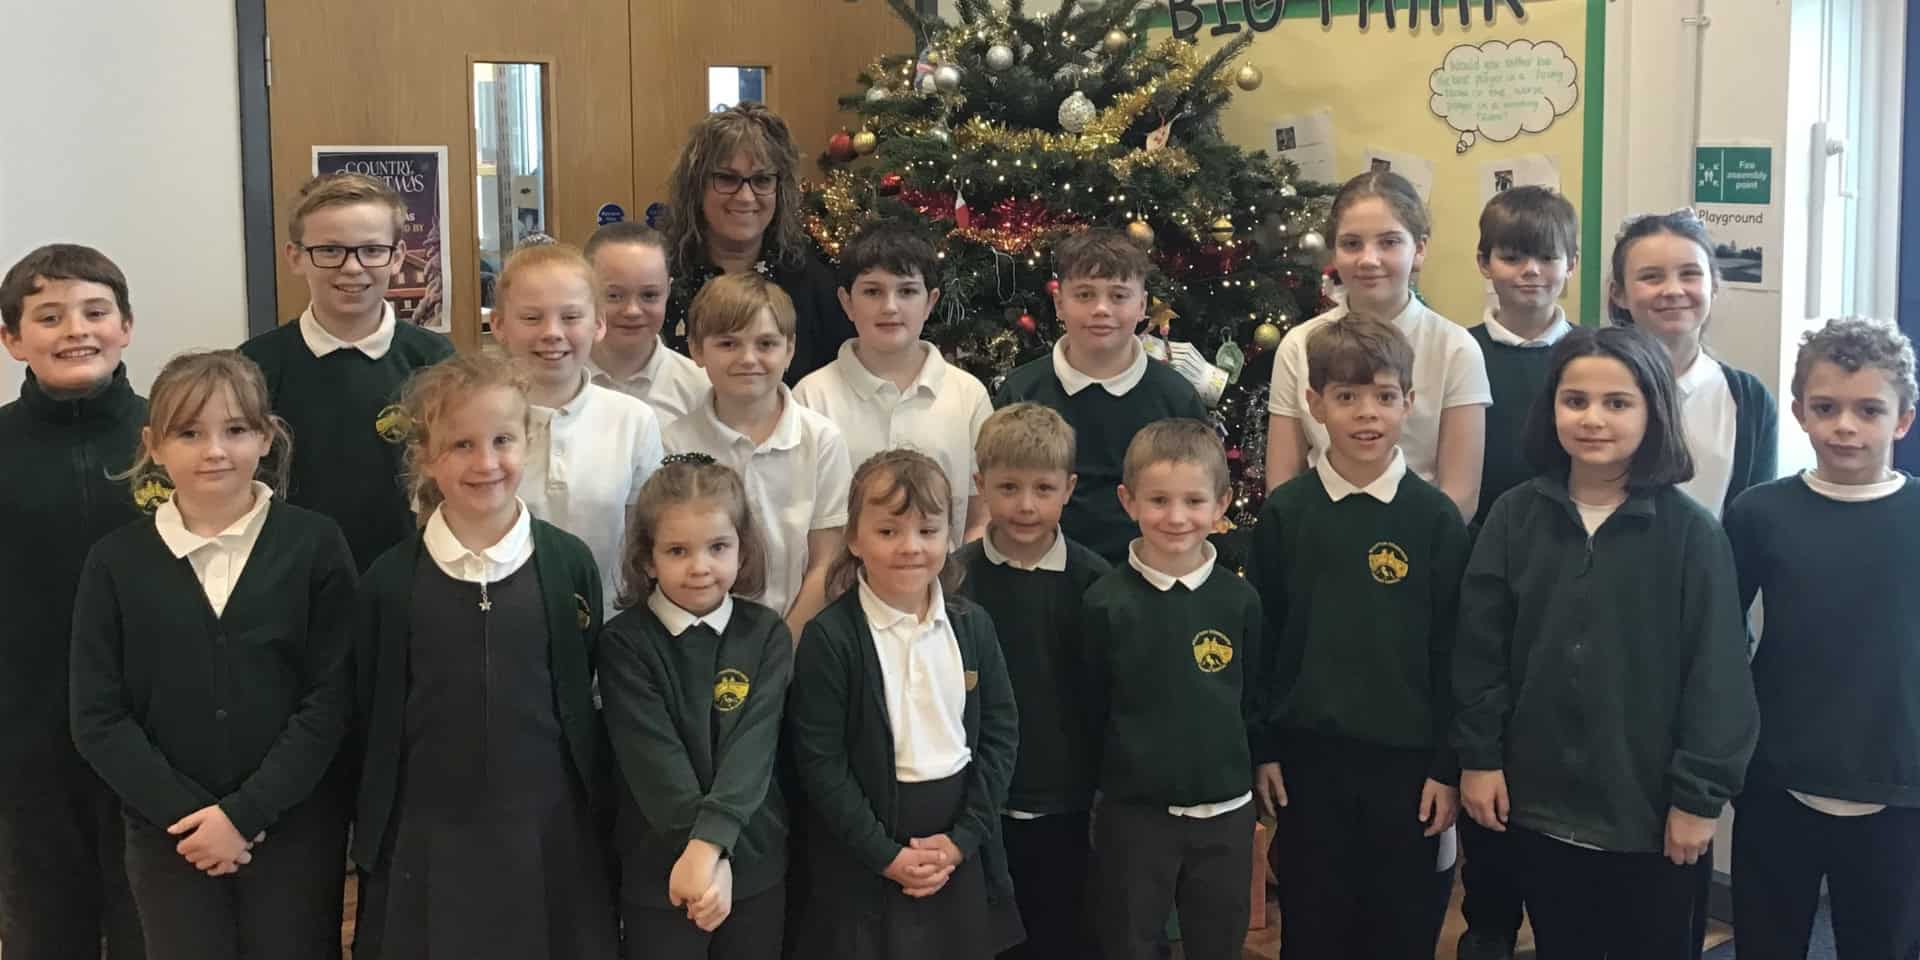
[1215,340,1246,384]
[1145,118,1173,152]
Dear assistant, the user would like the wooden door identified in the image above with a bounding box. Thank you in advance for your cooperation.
[265,0,633,349]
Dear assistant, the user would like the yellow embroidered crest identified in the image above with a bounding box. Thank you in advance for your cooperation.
[963,670,979,692]
[574,593,592,630]
[1368,542,1410,585]
[713,669,751,711]
[1192,630,1233,673]
[374,404,412,444]
[132,477,174,513]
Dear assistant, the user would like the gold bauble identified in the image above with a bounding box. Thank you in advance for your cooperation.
[1235,64,1263,91]
[852,130,878,155]
[1209,216,1234,244]
[1104,29,1132,54]
[1252,322,1282,350]
[1126,220,1155,247]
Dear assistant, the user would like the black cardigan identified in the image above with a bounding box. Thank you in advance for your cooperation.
[349,519,607,868]
[784,588,1018,925]
[1718,362,1779,512]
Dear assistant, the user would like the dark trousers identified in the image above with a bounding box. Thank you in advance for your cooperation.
[122,795,347,960]
[1512,826,1698,960]
[622,883,786,960]
[1732,788,1920,960]
[1090,799,1253,960]
[0,751,144,959]
[1269,738,1452,960]
[1459,815,1527,942]
[998,812,1094,959]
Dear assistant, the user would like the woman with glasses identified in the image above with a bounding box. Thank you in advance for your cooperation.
[662,103,854,385]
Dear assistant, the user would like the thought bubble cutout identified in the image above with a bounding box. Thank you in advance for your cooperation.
[1429,40,1578,153]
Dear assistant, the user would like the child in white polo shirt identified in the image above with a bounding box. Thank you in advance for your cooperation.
[795,221,990,547]
[583,222,709,434]
[664,272,852,639]
[490,242,664,613]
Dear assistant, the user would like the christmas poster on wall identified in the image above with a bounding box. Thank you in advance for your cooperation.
[312,146,453,332]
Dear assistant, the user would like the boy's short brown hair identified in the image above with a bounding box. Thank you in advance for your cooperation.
[1477,185,1579,263]
[288,172,407,245]
[1122,418,1230,497]
[1305,318,1415,393]
[1792,316,1920,414]
[975,402,1076,475]
[1053,227,1152,286]
[687,273,797,343]
[0,244,133,334]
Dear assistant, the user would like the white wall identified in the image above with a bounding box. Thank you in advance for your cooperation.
[0,0,250,402]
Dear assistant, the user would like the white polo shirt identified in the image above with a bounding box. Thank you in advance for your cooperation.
[859,574,972,782]
[153,481,275,616]
[520,373,664,612]
[1268,298,1491,482]
[794,341,990,547]
[588,337,710,435]
[1674,352,1737,518]
[1480,306,1571,348]
[663,386,852,618]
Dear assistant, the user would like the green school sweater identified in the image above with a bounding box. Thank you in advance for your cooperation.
[0,366,145,772]
[954,535,1112,814]
[350,519,606,868]
[1083,561,1263,807]
[70,503,357,837]
[993,356,1206,564]
[1247,467,1469,782]
[600,598,792,903]
[1725,475,1920,806]
[1470,325,1557,526]
[1453,477,1758,853]
[239,321,454,570]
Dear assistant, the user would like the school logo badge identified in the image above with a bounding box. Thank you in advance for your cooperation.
[132,477,174,513]
[963,670,979,692]
[574,593,592,630]
[713,669,751,712]
[1192,630,1233,673]
[1369,541,1410,584]
[374,404,412,444]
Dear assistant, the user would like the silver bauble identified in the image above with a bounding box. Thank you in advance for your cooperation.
[985,44,1015,72]
[1299,230,1326,253]
[1057,90,1096,133]
[1279,183,1298,198]
[865,85,891,103]
[934,64,963,92]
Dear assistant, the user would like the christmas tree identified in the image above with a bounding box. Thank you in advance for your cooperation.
[803,0,1335,531]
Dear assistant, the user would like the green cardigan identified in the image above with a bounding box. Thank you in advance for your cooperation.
[785,588,1018,924]
[349,518,607,868]
[1453,476,1758,853]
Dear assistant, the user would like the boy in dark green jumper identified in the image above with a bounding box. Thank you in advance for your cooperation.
[993,229,1206,564]
[1458,185,1578,960]
[1725,318,1920,959]
[240,172,454,570]
[1249,318,1468,959]
[0,244,147,958]
[1454,326,1756,960]
[953,402,1110,959]
[1084,419,1261,960]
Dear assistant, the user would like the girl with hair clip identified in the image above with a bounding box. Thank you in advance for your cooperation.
[599,452,794,959]
[784,450,1023,960]
[348,351,617,959]
[1453,326,1758,960]
[71,349,358,959]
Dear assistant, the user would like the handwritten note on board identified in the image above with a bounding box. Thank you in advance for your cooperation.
[1429,40,1579,154]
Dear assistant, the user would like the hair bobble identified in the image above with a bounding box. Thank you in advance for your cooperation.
[661,452,718,467]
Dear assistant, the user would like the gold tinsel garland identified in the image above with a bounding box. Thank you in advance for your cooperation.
[1108,146,1198,179]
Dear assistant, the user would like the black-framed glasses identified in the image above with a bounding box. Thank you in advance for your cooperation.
[299,243,400,268]
[708,171,779,197]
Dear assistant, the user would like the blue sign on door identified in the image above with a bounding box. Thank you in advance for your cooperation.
[596,203,626,226]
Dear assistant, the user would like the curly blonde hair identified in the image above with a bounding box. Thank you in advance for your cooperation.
[398,351,531,526]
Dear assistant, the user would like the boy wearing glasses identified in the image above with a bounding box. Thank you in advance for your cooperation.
[240,172,454,570]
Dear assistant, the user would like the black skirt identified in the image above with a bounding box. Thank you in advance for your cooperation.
[353,559,616,960]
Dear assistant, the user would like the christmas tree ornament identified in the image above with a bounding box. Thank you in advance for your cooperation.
[827,130,855,162]
[1057,91,1096,133]
[1045,278,1061,296]
[928,124,952,145]
[954,188,972,229]
[918,72,940,95]
[1145,119,1174,152]
[1210,216,1235,243]
[866,85,891,102]
[852,130,878,155]
[1235,64,1264,91]
[934,63,963,92]
[1215,340,1247,382]
[1017,313,1037,334]
[1103,29,1132,54]
[1165,340,1229,406]
[1148,297,1178,335]
[1299,230,1326,253]
[1053,63,1083,87]
[985,43,1015,72]
[1252,321,1282,350]
[1280,183,1298,198]
[1125,220,1155,247]
[878,172,904,195]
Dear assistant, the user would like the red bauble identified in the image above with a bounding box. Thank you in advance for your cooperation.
[1017,313,1037,334]
[827,130,855,162]
[1045,278,1061,296]
[878,172,904,195]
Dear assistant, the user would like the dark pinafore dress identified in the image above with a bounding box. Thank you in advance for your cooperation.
[353,556,616,959]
